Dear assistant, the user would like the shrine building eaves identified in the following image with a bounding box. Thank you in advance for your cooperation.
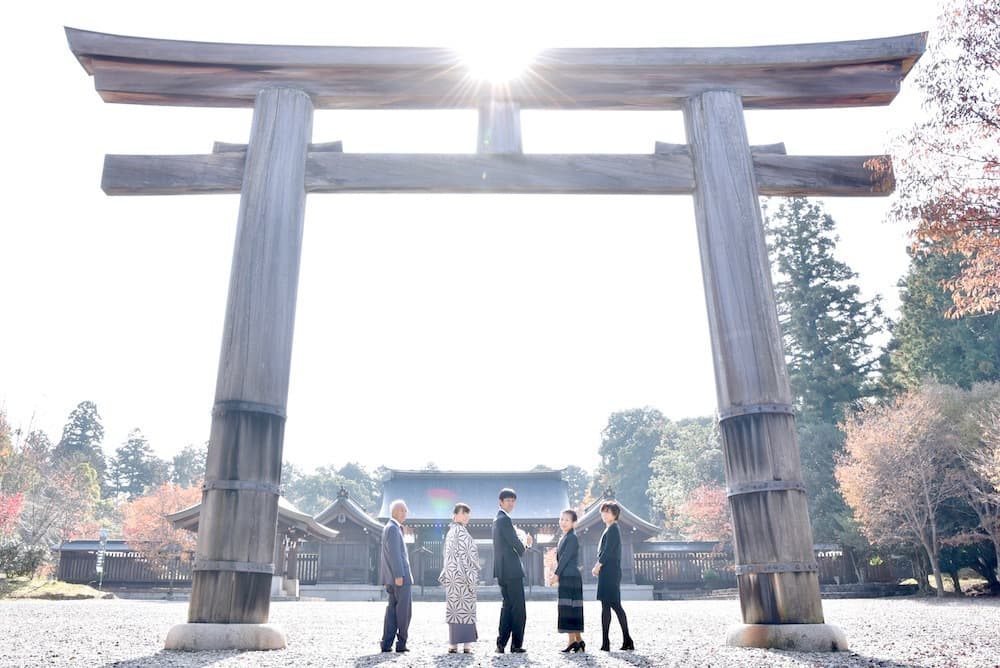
[65,28,926,111]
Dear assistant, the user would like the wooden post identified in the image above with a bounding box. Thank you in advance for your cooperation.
[683,90,846,650]
[478,95,522,154]
[186,86,313,627]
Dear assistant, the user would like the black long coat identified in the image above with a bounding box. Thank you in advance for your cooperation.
[596,521,622,602]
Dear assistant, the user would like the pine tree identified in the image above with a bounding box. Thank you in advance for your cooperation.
[53,401,106,485]
[592,407,666,518]
[765,197,885,542]
[884,247,1000,390]
[108,429,169,499]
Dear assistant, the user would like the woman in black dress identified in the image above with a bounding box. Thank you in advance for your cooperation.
[551,509,584,652]
[591,501,634,651]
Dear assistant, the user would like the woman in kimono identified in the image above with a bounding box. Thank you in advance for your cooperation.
[591,501,634,651]
[551,508,584,652]
[439,502,480,653]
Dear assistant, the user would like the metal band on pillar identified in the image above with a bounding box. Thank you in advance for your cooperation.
[726,480,807,497]
[734,561,819,576]
[202,479,282,495]
[718,403,794,421]
[212,400,287,420]
[194,559,275,574]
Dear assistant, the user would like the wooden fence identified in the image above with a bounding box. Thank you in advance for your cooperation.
[59,550,194,586]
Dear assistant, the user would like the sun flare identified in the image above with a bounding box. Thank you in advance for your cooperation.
[459,42,538,83]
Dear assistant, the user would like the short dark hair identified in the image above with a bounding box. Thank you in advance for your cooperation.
[561,508,578,522]
[499,488,517,501]
[453,502,471,515]
[600,501,621,519]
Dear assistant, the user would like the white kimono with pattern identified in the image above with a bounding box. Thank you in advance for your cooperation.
[438,522,480,624]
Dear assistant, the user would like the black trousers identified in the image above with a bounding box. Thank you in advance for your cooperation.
[497,578,526,649]
[381,583,412,650]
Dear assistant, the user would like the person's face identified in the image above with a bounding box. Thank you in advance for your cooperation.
[393,503,408,524]
[600,508,615,525]
[454,510,470,525]
[559,513,575,534]
[499,497,516,514]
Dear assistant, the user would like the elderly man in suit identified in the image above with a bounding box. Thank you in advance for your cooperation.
[380,499,413,653]
[492,487,532,653]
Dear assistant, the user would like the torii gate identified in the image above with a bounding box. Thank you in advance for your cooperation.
[67,27,924,653]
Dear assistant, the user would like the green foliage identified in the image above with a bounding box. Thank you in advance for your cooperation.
[765,197,883,423]
[765,197,884,547]
[593,407,666,518]
[648,417,723,536]
[883,248,1000,391]
[0,538,47,578]
[106,429,170,499]
[170,443,207,487]
[282,461,380,515]
[54,401,106,485]
[561,465,592,508]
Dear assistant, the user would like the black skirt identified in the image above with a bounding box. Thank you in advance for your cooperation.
[596,563,621,603]
[557,575,584,632]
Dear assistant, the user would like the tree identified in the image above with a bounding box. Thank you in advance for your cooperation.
[562,465,592,509]
[890,0,1000,317]
[107,429,170,499]
[123,482,201,596]
[837,386,964,596]
[679,484,732,544]
[593,407,666,518]
[282,462,380,515]
[765,197,884,423]
[883,248,1000,390]
[765,197,885,545]
[647,417,724,537]
[170,443,207,487]
[53,401,106,486]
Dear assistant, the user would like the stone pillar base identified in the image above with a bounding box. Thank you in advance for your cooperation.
[726,623,848,652]
[165,623,287,651]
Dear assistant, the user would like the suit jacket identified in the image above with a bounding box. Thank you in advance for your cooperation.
[596,521,622,570]
[379,519,412,586]
[492,509,526,582]
[554,529,580,579]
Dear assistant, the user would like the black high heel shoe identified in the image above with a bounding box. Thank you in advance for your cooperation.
[561,642,578,653]
[620,638,635,651]
[575,640,586,652]
[599,642,610,651]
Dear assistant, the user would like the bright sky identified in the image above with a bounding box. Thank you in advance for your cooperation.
[1,0,941,474]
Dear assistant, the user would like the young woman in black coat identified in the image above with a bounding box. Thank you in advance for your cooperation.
[591,501,634,651]
[550,509,584,652]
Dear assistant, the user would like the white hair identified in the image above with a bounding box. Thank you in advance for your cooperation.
[389,499,407,514]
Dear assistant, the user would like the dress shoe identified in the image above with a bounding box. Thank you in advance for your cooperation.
[561,642,578,653]
[495,646,505,654]
[576,640,586,652]
[447,648,457,653]
[621,638,635,651]
[463,648,473,653]
[380,645,392,653]
[510,647,527,653]
[395,646,409,653]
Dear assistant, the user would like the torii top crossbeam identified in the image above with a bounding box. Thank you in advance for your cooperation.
[66,27,925,110]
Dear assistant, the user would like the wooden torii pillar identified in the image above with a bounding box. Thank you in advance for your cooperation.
[67,27,925,652]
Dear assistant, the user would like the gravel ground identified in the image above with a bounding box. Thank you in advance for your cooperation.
[0,598,998,668]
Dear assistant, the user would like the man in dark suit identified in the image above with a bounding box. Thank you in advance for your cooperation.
[379,499,413,653]
[492,487,532,653]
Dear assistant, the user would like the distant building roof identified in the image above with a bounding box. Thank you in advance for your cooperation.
[315,487,384,533]
[378,469,570,521]
[166,496,339,542]
[54,539,132,552]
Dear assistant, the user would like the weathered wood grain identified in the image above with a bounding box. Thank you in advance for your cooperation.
[684,90,823,626]
[189,86,313,625]
[66,27,926,110]
[101,151,893,197]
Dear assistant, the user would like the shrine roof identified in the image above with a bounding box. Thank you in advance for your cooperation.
[166,496,339,541]
[378,469,570,521]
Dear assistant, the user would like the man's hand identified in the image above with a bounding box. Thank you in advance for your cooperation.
[395,576,403,587]
[591,564,601,577]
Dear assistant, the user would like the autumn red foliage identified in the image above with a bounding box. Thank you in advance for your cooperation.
[0,492,24,536]
[892,0,1000,317]
[680,484,732,545]
[123,482,201,564]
